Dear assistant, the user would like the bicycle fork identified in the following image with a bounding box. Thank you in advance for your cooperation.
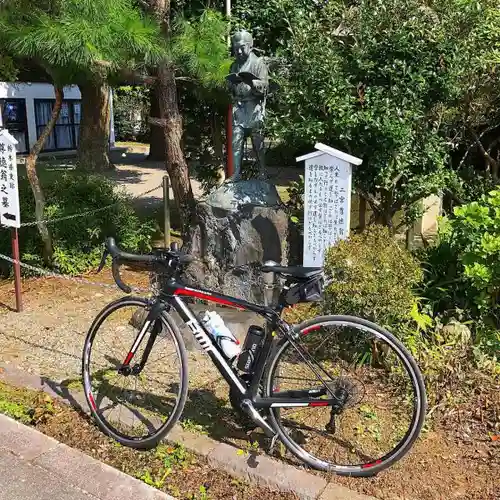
[118,301,164,376]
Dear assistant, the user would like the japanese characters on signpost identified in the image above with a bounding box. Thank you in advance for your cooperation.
[0,130,20,228]
[297,143,363,267]
[0,128,22,312]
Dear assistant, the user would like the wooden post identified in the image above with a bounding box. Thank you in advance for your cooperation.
[359,195,367,231]
[163,175,171,249]
[226,104,234,177]
[11,228,22,312]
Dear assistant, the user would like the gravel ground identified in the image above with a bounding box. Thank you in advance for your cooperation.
[0,271,269,450]
[0,271,233,412]
[0,277,123,381]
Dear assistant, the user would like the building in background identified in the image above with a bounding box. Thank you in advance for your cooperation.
[0,82,115,154]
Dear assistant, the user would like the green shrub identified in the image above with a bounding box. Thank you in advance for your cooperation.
[421,190,500,321]
[323,225,423,327]
[416,192,500,386]
[0,173,155,275]
[285,174,304,235]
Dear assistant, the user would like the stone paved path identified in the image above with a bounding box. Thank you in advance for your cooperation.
[0,413,173,500]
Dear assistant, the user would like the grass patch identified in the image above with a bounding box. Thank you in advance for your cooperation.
[60,377,83,390]
[180,418,208,435]
[0,381,55,425]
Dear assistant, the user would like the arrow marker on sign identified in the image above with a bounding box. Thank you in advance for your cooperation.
[3,213,16,221]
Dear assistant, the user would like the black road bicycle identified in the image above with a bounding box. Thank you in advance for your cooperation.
[82,238,427,477]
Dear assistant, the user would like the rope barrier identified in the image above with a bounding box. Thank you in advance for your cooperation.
[0,252,150,294]
[15,183,163,227]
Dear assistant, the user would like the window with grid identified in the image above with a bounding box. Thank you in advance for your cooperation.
[35,100,81,151]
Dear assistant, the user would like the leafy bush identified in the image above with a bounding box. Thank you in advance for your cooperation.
[323,225,423,327]
[285,174,304,235]
[0,172,155,275]
[421,190,500,320]
[416,192,500,388]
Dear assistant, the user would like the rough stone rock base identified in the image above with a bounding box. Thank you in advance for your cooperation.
[186,201,289,305]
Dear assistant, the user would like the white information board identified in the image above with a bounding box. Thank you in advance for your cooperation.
[297,143,362,267]
[0,129,21,228]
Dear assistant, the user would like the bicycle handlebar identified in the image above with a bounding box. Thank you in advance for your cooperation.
[112,259,132,293]
[106,237,157,264]
[97,237,194,293]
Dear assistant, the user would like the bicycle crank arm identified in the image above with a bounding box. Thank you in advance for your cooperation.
[240,399,276,438]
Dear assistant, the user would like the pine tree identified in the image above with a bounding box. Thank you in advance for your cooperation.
[0,0,164,262]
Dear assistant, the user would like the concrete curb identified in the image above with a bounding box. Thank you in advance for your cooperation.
[0,363,376,500]
[0,413,173,500]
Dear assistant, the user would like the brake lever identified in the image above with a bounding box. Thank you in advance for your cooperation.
[112,259,132,294]
[97,249,109,273]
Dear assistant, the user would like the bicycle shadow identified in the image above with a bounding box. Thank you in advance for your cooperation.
[45,351,249,446]
[180,386,251,443]
[41,369,377,467]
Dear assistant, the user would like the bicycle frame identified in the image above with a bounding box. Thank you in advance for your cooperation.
[120,278,333,412]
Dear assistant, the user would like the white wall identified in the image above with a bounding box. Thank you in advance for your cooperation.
[0,83,81,150]
[0,82,115,152]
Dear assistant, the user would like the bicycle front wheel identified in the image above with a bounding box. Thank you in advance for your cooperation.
[265,315,426,476]
[82,297,188,449]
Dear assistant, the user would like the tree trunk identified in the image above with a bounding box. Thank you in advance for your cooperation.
[157,63,195,227]
[374,209,395,232]
[148,84,166,161]
[77,80,112,171]
[145,0,194,226]
[26,86,64,265]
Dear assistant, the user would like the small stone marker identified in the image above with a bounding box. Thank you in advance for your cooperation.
[0,129,20,229]
[297,143,362,267]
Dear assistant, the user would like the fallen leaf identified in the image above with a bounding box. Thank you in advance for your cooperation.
[491,435,499,442]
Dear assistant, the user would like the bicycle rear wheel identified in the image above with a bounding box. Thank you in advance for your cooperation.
[82,297,188,449]
[265,315,426,476]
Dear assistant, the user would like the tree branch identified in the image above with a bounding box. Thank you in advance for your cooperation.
[148,117,167,128]
[357,189,380,208]
[470,126,498,170]
[392,192,426,212]
[445,188,465,207]
[457,124,500,171]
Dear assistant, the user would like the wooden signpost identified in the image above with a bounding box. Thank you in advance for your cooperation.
[0,129,22,312]
[297,143,363,267]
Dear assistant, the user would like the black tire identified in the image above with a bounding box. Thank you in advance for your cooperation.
[265,315,427,476]
[82,297,188,449]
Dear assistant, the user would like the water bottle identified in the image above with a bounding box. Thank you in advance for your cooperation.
[201,311,241,361]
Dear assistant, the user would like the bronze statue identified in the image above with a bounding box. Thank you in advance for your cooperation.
[227,30,269,181]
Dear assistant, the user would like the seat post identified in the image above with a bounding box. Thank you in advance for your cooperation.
[262,260,278,307]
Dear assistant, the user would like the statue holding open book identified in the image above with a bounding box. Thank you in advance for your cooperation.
[204,30,279,210]
[227,30,269,181]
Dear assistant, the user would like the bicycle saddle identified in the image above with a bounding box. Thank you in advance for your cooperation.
[261,261,323,280]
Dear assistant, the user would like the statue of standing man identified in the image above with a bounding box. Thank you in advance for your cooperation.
[227,30,269,181]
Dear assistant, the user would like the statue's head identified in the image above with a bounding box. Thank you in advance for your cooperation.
[232,30,253,63]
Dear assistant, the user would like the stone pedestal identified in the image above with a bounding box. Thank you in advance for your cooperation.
[185,180,288,304]
[203,179,282,211]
